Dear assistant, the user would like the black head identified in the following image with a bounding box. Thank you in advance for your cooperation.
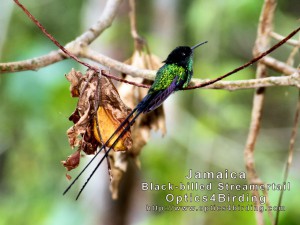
[163,41,208,66]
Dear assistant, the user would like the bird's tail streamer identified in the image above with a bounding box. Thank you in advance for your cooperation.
[75,110,143,200]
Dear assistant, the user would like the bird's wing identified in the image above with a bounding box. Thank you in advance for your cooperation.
[140,76,179,113]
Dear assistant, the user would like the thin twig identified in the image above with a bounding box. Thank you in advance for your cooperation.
[185,25,300,90]
[261,56,298,75]
[76,0,124,45]
[129,0,145,50]
[12,0,138,85]
[0,51,67,72]
[129,0,139,39]
[270,31,300,47]
[275,91,300,225]
[275,35,300,225]
[13,0,89,68]
[192,72,300,90]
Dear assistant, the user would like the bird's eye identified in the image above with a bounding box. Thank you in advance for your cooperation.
[182,52,186,56]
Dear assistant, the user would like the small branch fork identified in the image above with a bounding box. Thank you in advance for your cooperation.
[0,0,299,92]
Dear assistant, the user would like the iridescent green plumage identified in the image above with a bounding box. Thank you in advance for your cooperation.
[150,64,186,92]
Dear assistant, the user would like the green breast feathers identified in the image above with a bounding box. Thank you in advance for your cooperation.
[150,64,188,92]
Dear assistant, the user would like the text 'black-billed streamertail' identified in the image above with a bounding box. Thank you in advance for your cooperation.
[63,41,208,199]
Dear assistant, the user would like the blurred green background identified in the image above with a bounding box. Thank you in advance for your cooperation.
[0,0,299,225]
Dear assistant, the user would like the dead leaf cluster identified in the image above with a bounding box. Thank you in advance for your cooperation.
[62,49,167,199]
[62,69,133,178]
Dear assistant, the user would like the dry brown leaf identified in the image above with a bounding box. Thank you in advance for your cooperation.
[65,70,98,152]
[94,106,131,151]
[65,68,82,97]
[63,69,132,173]
[61,149,81,171]
[66,102,91,149]
[66,174,72,180]
[93,75,133,151]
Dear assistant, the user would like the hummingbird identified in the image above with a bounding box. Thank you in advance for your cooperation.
[63,41,208,199]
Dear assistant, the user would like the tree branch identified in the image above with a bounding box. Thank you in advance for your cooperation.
[80,47,156,81]
[275,33,300,225]
[244,0,276,224]
[270,31,300,47]
[261,56,298,75]
[0,50,66,72]
[275,92,300,225]
[191,72,300,90]
[75,0,124,45]
[1,0,299,95]
[1,45,299,91]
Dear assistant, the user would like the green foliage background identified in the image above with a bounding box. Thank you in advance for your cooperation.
[0,0,299,225]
